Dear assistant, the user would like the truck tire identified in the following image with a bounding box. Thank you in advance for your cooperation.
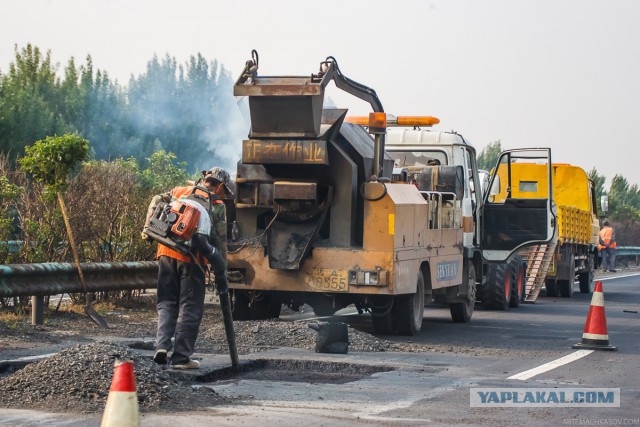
[482,263,511,310]
[371,297,395,335]
[579,255,594,294]
[578,272,593,294]
[311,298,337,317]
[231,290,251,321]
[509,256,525,308]
[450,262,476,323]
[250,293,282,320]
[394,270,425,336]
[558,279,574,298]
[545,279,558,297]
[559,254,575,298]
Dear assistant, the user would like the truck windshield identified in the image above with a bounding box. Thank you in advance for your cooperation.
[389,150,448,167]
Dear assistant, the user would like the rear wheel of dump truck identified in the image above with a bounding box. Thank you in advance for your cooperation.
[578,272,593,293]
[395,270,425,336]
[482,263,511,310]
[559,254,575,298]
[231,290,251,321]
[579,255,594,294]
[509,256,525,308]
[450,262,476,323]
[545,279,558,297]
[250,292,282,320]
[558,279,574,297]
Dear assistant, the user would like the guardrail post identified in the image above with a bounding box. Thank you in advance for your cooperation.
[31,295,44,325]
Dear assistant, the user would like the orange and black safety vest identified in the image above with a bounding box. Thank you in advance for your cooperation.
[598,226,616,250]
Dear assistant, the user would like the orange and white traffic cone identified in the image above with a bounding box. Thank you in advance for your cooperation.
[572,281,617,351]
[101,359,140,427]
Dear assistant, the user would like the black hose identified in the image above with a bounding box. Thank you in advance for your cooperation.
[360,181,387,202]
[192,234,239,367]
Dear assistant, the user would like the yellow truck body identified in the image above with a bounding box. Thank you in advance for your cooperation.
[494,163,599,296]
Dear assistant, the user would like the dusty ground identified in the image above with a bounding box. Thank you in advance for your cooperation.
[0,295,429,356]
[0,295,433,414]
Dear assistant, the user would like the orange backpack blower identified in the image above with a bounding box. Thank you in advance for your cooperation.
[143,186,211,255]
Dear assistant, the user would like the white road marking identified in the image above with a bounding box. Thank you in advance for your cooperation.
[0,353,57,363]
[597,273,640,281]
[354,397,433,424]
[507,350,594,380]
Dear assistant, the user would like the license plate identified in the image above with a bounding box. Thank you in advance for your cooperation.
[305,269,349,292]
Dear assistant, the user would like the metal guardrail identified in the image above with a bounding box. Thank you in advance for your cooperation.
[0,247,638,300]
[0,261,159,298]
[615,246,640,257]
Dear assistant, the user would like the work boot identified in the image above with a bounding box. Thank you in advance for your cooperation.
[172,359,200,370]
[153,349,168,365]
[609,269,617,273]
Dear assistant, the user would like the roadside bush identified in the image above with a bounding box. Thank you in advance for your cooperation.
[1,147,193,308]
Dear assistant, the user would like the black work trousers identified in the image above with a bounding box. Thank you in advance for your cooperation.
[156,255,206,364]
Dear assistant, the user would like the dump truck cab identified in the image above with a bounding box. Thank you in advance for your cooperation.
[492,163,599,298]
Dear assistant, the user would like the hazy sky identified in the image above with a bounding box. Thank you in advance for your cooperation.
[2,0,639,186]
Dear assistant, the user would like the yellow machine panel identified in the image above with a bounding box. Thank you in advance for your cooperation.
[363,182,428,252]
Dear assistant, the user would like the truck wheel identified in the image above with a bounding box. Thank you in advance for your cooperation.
[250,293,282,320]
[231,290,251,321]
[578,272,593,294]
[545,279,558,297]
[450,262,475,323]
[394,270,425,336]
[509,256,525,308]
[371,297,395,335]
[559,255,575,298]
[579,256,594,294]
[482,263,511,310]
[558,279,574,298]
[311,297,337,317]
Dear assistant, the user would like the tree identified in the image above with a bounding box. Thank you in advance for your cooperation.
[477,140,502,171]
[139,149,191,192]
[19,134,89,195]
[588,168,606,202]
[0,44,72,159]
[19,133,107,326]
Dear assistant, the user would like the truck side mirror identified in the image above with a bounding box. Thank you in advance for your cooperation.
[600,195,609,213]
[489,175,501,196]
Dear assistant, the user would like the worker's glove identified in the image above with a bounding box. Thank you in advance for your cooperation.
[141,231,152,242]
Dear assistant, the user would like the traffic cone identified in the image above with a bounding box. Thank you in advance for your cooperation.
[100,359,140,427]
[572,281,617,351]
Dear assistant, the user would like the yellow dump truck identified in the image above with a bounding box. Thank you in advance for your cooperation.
[494,163,599,296]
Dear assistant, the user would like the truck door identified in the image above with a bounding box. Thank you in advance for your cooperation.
[480,148,557,262]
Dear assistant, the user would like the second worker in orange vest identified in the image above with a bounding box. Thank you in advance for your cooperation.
[598,220,617,273]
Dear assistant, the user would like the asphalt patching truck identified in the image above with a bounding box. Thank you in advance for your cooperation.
[226,52,556,335]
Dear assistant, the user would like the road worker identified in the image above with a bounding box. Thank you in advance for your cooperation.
[146,167,232,369]
[598,220,617,273]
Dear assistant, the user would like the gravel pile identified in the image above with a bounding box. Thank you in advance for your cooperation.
[0,341,228,414]
[199,319,403,353]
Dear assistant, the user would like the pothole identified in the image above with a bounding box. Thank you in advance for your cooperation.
[0,360,31,378]
[197,359,394,384]
[127,340,156,350]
